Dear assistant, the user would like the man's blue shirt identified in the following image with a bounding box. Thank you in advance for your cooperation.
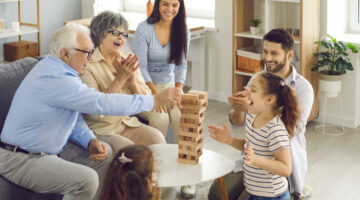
[1,56,154,155]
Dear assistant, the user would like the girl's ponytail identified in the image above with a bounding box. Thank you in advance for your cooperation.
[279,85,301,137]
[259,72,301,137]
[125,171,153,200]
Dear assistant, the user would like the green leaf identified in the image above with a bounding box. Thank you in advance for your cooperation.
[347,43,359,53]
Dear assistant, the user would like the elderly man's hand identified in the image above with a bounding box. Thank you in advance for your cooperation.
[112,54,139,82]
[88,139,107,162]
[154,87,182,109]
[228,89,250,112]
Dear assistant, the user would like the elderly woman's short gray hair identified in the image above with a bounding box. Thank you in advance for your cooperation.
[49,23,90,57]
[90,11,129,48]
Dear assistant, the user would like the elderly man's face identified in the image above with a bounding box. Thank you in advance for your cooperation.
[64,32,94,76]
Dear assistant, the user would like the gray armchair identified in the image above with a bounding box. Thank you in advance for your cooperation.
[0,57,62,200]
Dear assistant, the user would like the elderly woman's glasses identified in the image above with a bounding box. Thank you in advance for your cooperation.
[73,48,95,59]
[108,30,129,38]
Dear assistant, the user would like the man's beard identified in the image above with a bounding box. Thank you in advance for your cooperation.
[265,55,287,73]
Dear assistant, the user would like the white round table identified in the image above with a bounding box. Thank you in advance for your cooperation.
[149,144,235,199]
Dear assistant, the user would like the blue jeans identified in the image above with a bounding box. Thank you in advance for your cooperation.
[248,190,290,200]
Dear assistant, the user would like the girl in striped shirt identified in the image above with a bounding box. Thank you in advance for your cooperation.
[209,72,300,200]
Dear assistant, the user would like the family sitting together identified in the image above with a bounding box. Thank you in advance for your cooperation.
[0,0,313,200]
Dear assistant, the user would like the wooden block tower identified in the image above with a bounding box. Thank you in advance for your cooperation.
[178,90,208,165]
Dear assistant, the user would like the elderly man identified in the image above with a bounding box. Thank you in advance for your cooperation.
[0,23,181,200]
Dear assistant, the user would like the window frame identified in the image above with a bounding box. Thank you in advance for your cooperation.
[348,0,360,33]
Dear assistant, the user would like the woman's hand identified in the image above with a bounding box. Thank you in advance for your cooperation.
[208,122,233,145]
[112,54,139,82]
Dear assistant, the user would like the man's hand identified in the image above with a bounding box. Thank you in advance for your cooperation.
[88,139,107,162]
[208,122,233,145]
[228,89,250,112]
[112,54,140,82]
[154,105,168,113]
[154,87,182,108]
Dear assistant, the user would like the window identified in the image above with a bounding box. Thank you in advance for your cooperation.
[348,0,360,33]
[122,0,215,19]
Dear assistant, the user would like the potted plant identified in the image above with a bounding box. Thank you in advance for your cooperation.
[312,34,359,97]
[249,19,262,34]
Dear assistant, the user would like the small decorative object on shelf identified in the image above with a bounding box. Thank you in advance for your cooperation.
[0,19,4,32]
[11,21,20,32]
[147,0,154,17]
[178,90,208,165]
[249,18,262,34]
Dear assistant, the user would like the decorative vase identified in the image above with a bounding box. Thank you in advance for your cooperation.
[319,71,343,98]
[147,0,154,17]
[250,26,261,34]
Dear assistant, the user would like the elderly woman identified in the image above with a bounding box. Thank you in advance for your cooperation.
[80,11,166,154]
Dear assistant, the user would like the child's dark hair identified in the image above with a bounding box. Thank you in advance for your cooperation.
[258,72,301,137]
[263,29,294,53]
[100,144,154,200]
[147,0,188,66]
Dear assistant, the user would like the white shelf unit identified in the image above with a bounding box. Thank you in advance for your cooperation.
[235,31,300,44]
[0,28,39,39]
[0,0,19,3]
[233,0,301,75]
[234,70,255,77]
[0,0,40,57]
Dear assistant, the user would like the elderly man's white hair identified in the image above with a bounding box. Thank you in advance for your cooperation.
[49,23,90,57]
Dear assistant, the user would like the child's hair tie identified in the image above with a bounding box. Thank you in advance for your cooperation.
[118,152,133,164]
[280,80,285,87]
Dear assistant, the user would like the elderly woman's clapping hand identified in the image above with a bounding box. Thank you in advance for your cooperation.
[112,54,140,82]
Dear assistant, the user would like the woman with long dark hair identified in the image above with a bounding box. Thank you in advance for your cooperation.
[133,0,191,197]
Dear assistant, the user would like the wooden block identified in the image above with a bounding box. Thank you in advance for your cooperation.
[180,122,202,132]
[179,127,203,137]
[180,116,205,125]
[187,90,208,99]
[179,126,203,134]
[181,112,205,120]
[178,146,202,156]
[178,140,198,147]
[178,158,198,165]
[181,104,203,110]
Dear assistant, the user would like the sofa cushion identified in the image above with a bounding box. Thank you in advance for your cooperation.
[0,57,38,133]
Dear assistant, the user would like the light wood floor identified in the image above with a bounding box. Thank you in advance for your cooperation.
[162,99,360,200]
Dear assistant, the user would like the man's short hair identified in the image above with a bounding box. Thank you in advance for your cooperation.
[49,23,90,57]
[90,11,129,48]
[263,29,294,52]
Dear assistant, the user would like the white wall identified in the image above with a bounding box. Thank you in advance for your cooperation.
[316,0,360,128]
[205,0,233,102]
[0,0,81,56]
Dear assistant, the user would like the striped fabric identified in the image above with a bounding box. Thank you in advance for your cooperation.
[243,112,290,197]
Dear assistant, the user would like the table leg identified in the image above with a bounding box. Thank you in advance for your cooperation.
[218,176,229,200]
[152,187,161,200]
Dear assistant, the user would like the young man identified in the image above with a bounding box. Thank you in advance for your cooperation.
[0,23,181,200]
[208,29,314,200]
